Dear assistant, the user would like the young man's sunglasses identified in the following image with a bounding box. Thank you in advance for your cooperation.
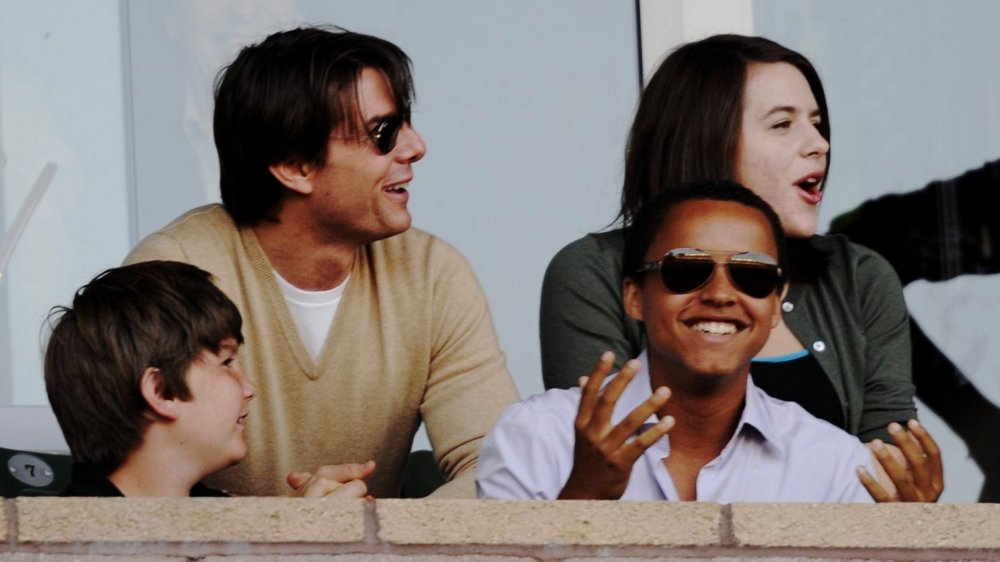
[367,113,407,154]
[636,248,784,299]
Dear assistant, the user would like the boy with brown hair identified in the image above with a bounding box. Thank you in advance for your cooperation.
[45,260,371,497]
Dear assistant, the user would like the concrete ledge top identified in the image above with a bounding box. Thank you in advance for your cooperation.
[376,499,722,546]
[14,497,366,544]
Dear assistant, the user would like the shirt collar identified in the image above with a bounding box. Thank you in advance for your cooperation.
[737,375,784,458]
[619,352,784,458]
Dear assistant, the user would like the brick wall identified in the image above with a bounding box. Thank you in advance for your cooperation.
[3,498,1000,561]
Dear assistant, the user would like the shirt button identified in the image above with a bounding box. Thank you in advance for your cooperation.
[812,341,826,353]
[782,301,794,312]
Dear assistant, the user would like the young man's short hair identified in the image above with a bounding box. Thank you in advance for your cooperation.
[622,179,789,283]
[44,260,243,473]
[214,25,416,226]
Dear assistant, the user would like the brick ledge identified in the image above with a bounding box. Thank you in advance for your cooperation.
[1,498,997,561]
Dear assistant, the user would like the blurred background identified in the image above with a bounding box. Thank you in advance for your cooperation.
[1,0,997,502]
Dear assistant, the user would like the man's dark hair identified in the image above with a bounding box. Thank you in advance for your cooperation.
[214,26,415,225]
[623,180,789,287]
[619,34,830,226]
[44,261,244,474]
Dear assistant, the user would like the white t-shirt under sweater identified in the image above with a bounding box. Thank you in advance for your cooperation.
[273,270,348,362]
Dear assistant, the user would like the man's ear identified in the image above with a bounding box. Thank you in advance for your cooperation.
[623,277,645,322]
[139,367,180,421]
[268,161,315,195]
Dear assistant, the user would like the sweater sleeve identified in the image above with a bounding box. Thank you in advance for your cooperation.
[853,245,918,442]
[539,232,644,390]
[421,241,520,498]
[123,232,190,265]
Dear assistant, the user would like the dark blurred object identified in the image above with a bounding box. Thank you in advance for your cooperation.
[399,449,446,499]
[830,158,1000,502]
[831,159,999,284]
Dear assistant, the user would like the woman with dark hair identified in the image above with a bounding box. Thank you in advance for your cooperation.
[540,34,941,501]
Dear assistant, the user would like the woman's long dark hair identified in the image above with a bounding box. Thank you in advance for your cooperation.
[619,34,831,280]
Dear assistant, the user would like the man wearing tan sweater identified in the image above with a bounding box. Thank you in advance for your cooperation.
[126,27,518,498]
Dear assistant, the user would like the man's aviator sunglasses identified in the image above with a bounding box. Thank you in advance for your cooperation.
[636,248,783,299]
[366,113,407,154]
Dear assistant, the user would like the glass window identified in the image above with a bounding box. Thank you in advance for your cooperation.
[0,1,131,409]
[755,0,1000,503]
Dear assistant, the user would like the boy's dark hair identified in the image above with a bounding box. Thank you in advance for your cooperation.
[44,260,244,474]
[620,34,830,226]
[623,180,789,285]
[214,26,415,226]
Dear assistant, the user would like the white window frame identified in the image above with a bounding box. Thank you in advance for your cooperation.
[638,0,754,82]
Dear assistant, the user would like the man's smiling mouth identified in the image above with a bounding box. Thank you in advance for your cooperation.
[690,320,739,335]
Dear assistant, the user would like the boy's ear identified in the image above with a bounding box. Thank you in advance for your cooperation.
[139,367,180,421]
[623,277,645,322]
[268,161,315,195]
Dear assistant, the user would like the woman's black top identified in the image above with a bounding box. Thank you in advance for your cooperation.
[751,349,846,430]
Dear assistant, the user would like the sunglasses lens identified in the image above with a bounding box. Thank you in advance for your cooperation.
[375,116,403,154]
[660,255,715,294]
[728,263,780,298]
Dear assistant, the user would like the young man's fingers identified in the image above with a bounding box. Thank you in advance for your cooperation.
[620,414,675,465]
[887,423,929,478]
[857,466,894,502]
[887,421,943,501]
[908,419,944,497]
[908,420,941,459]
[590,358,641,428]
[887,422,936,495]
[576,351,615,429]
[871,439,917,500]
[604,385,670,447]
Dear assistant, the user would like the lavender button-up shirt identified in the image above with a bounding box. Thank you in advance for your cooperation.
[476,351,875,503]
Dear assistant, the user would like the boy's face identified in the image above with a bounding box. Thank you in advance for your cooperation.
[624,199,782,383]
[175,337,255,474]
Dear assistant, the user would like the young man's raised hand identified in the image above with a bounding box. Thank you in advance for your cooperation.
[558,352,674,500]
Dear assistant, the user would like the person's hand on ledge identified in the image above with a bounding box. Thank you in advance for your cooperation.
[857,420,944,502]
[558,352,674,500]
[287,460,376,498]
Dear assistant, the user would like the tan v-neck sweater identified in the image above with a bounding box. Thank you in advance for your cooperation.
[125,205,518,497]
